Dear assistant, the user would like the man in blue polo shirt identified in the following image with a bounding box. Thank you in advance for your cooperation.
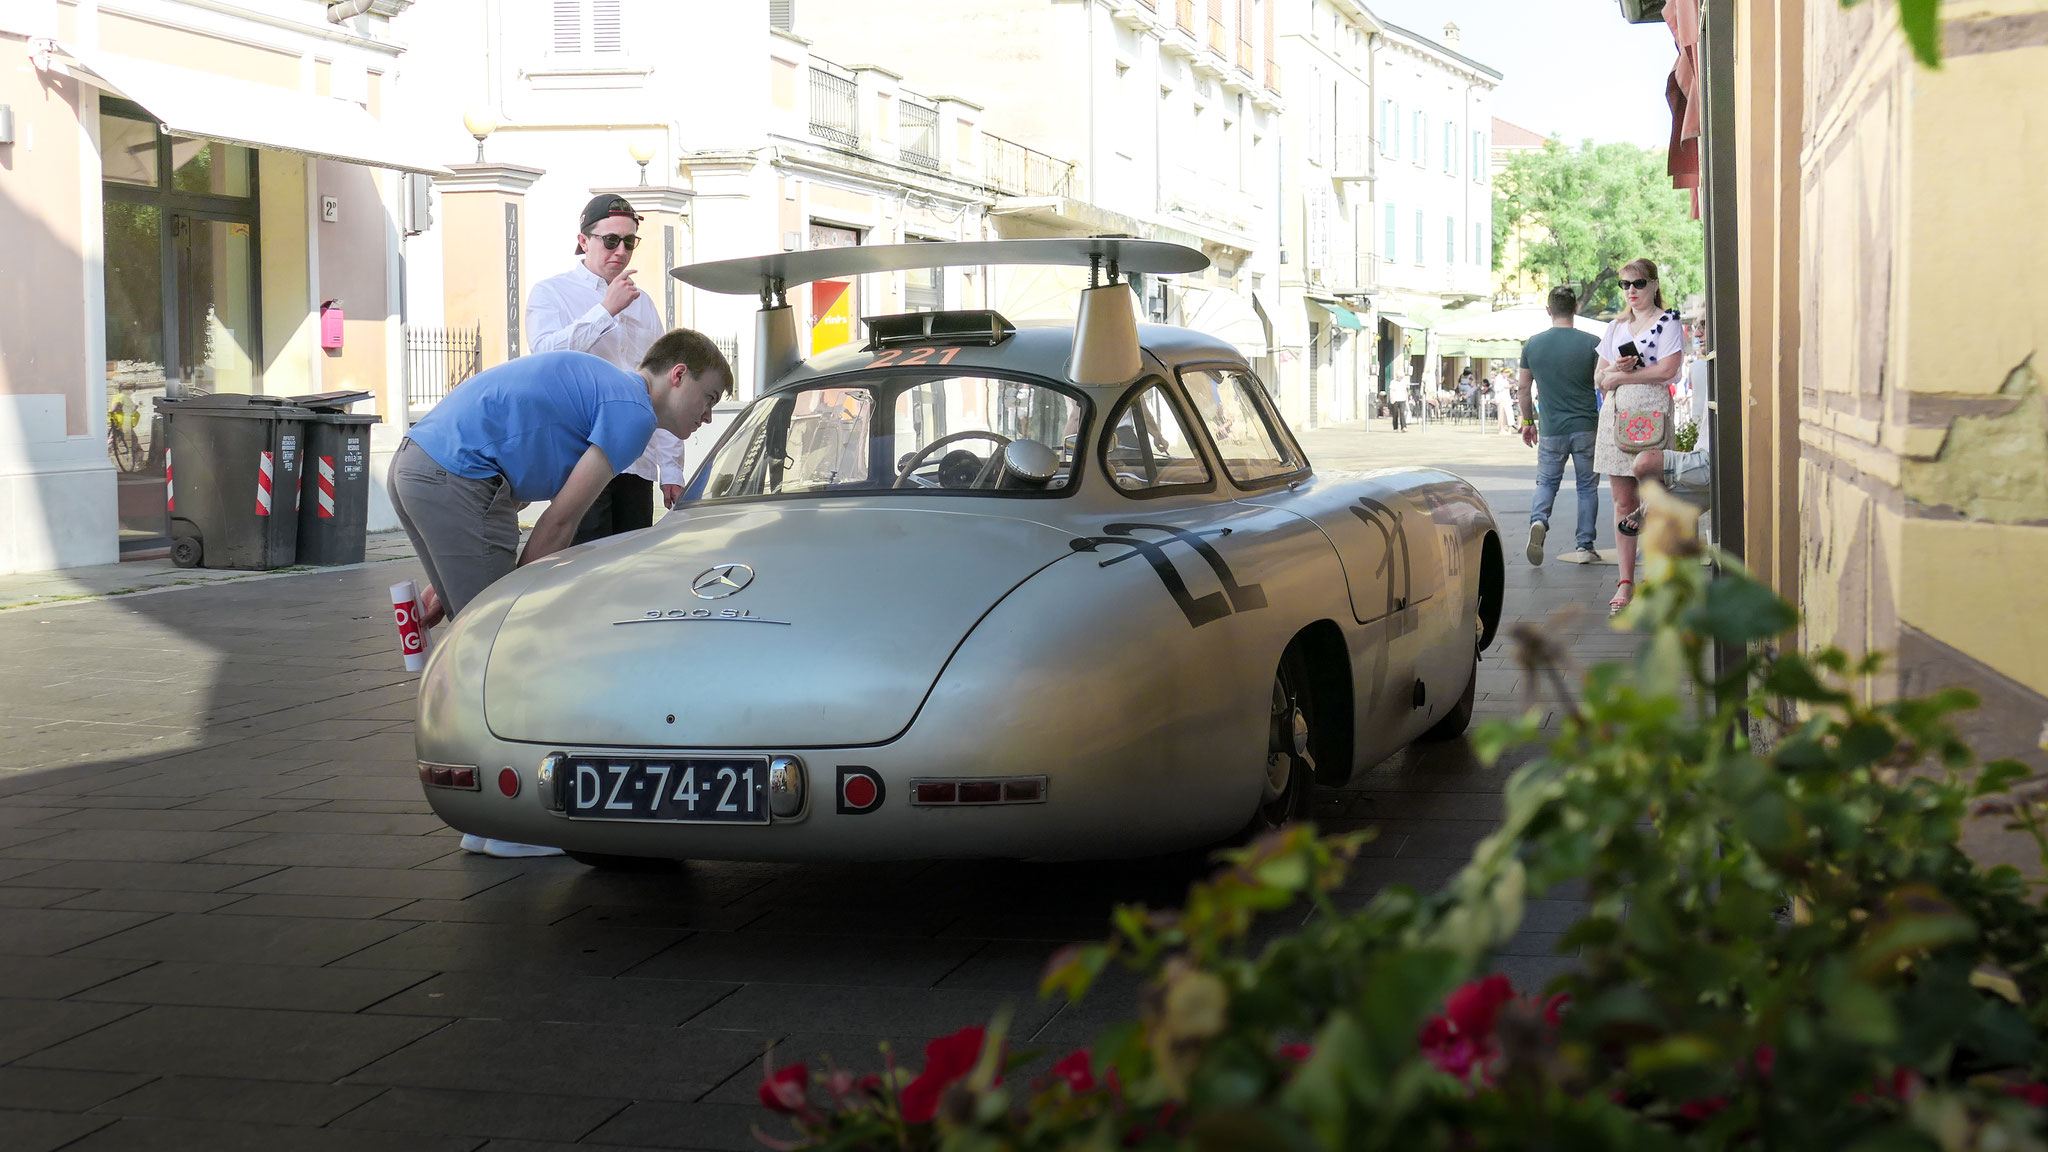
[391,329,731,626]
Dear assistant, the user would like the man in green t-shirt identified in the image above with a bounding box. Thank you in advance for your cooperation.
[1517,287,1602,565]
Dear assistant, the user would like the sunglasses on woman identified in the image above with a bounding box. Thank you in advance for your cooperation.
[1618,277,1654,290]
[587,233,641,251]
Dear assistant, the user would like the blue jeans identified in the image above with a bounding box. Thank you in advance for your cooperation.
[1531,430,1599,550]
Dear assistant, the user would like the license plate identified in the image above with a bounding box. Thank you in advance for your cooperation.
[562,757,770,824]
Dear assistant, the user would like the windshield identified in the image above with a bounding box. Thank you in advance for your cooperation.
[692,373,1087,502]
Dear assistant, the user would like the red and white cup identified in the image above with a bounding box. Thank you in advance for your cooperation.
[391,580,435,672]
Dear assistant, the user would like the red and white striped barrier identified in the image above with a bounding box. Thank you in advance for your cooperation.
[391,580,435,672]
[315,456,336,519]
[165,449,175,513]
[254,451,274,517]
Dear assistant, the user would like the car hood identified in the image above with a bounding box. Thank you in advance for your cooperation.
[483,503,1073,747]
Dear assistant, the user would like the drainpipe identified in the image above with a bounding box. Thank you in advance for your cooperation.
[325,0,375,22]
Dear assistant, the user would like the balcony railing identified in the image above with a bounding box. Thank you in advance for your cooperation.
[984,134,1075,198]
[899,98,940,169]
[808,62,858,148]
[1175,0,1195,30]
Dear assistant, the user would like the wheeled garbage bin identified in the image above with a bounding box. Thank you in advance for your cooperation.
[288,391,381,566]
[157,394,315,570]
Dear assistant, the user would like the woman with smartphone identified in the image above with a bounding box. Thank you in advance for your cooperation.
[1594,258,1686,615]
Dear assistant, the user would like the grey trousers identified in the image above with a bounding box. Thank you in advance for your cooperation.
[388,438,520,620]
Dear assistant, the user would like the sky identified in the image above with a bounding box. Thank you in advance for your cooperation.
[1364,0,1680,148]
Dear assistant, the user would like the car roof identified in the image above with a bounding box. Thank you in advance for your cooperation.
[769,318,1249,395]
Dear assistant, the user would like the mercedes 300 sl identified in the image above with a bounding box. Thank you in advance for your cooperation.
[414,238,1504,866]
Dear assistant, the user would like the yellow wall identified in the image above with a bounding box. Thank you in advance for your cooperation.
[441,190,526,370]
[258,152,316,397]
[99,12,300,88]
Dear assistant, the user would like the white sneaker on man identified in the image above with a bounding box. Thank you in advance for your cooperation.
[1562,547,1602,565]
[1526,521,1547,566]
[458,833,563,858]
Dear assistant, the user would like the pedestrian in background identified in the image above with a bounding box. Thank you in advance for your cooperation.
[1594,258,1686,615]
[527,193,687,544]
[1518,287,1603,567]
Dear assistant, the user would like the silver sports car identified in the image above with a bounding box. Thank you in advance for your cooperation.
[414,238,1504,865]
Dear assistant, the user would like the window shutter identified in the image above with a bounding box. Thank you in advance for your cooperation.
[770,0,795,31]
[552,0,582,54]
[590,0,623,53]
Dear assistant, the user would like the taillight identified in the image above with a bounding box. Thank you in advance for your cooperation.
[908,776,1047,806]
[418,762,479,790]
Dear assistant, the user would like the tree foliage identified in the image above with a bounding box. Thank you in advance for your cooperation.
[1492,140,1704,317]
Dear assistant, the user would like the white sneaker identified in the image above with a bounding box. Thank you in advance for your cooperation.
[479,838,564,859]
[1563,547,1602,565]
[459,833,488,853]
[1526,521,1547,566]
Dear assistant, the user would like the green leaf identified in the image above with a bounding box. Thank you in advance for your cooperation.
[1764,653,1851,704]
[1625,1033,1718,1076]
[1687,574,1798,646]
[1823,978,1901,1045]
[1973,759,2033,797]
[1898,0,1943,68]
[1837,720,1898,770]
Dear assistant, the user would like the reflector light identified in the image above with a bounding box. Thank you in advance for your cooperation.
[497,768,520,797]
[908,776,1048,806]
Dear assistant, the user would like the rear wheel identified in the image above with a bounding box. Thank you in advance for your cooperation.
[1421,642,1480,742]
[565,851,684,872]
[1242,645,1316,836]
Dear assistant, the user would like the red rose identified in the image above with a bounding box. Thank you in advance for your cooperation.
[1418,1015,1452,1050]
[1052,1049,1097,1093]
[1541,993,1570,1028]
[1443,975,1515,1038]
[2003,1082,2048,1107]
[1678,1096,1728,1121]
[1752,1045,1776,1078]
[900,1027,989,1125]
[758,1062,809,1114]
[1277,1043,1314,1064]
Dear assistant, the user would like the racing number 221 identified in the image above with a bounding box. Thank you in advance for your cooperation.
[870,346,962,368]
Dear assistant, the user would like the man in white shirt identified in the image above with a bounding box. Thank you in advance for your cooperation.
[526,193,686,544]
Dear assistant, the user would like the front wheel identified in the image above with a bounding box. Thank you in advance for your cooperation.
[1241,645,1317,837]
[1420,644,1480,742]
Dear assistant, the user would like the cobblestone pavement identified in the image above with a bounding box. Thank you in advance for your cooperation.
[0,420,1630,1151]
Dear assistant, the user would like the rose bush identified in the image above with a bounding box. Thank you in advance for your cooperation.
[756,485,2048,1150]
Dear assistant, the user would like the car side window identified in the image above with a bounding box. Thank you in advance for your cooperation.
[1180,368,1303,485]
[1103,383,1211,493]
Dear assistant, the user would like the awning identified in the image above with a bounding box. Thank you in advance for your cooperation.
[1435,303,1606,358]
[1313,300,1365,330]
[1175,286,1267,357]
[57,46,449,176]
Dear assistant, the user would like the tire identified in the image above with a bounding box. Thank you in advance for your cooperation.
[565,850,684,872]
[1240,644,1317,838]
[170,536,202,569]
[1421,644,1480,742]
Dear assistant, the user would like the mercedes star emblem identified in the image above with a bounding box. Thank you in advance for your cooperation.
[689,563,755,600]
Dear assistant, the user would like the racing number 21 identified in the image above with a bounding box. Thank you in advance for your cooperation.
[870,346,962,368]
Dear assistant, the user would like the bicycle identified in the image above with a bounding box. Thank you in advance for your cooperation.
[106,402,145,473]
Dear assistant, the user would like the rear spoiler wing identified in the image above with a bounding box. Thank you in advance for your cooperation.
[670,237,1209,393]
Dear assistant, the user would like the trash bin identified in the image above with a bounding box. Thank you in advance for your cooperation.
[157,394,315,570]
[288,391,382,566]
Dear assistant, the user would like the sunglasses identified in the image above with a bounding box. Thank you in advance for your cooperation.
[1619,277,1655,290]
[587,233,641,252]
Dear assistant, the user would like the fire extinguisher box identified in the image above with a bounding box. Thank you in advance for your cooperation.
[156,394,316,570]
[288,391,381,566]
[320,301,345,349]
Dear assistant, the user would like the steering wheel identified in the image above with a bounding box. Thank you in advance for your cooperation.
[892,430,1013,488]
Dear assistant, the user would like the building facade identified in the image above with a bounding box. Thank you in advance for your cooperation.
[1488,115,1547,305]
[1367,22,1497,398]
[0,0,432,574]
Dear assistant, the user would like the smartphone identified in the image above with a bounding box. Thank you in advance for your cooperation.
[1616,340,1640,360]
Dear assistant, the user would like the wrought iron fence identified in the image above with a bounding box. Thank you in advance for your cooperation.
[983,134,1076,199]
[406,323,482,410]
[808,61,858,148]
[899,98,940,170]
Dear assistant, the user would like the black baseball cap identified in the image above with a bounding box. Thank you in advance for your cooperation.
[579,193,643,234]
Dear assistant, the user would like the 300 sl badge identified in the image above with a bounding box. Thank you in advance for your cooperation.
[614,608,791,625]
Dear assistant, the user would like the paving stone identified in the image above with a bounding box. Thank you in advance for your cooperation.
[933,939,1068,992]
[195,832,456,870]
[223,865,513,901]
[625,932,981,988]
[695,1030,924,1105]
[20,1005,450,1082]
[55,1116,482,1152]
[73,960,434,1013]
[0,828,269,863]
[335,920,686,977]
[0,1066,152,1111]
[92,1074,387,1126]
[329,1086,628,1142]
[223,809,448,836]
[364,972,737,1027]
[689,980,1060,1038]
[0,999,145,1063]
[208,892,417,919]
[0,1108,118,1152]
[0,860,281,893]
[27,807,260,831]
[0,906,162,956]
[346,1020,767,1103]
[378,897,587,926]
[0,886,94,908]
[0,955,151,1000]
[52,889,251,914]
[67,913,415,966]
[582,1101,770,1151]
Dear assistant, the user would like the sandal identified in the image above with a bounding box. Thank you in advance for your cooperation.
[1616,508,1644,537]
[1609,579,1634,617]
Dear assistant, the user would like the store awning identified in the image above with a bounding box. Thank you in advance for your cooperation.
[56,46,449,176]
[1313,300,1365,330]
[1176,286,1267,357]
